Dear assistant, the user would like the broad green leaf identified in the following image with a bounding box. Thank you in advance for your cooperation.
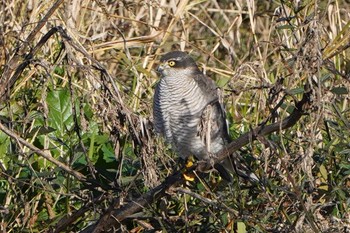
[237,222,247,233]
[46,88,74,134]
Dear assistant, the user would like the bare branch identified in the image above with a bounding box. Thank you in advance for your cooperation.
[86,86,312,232]
[0,122,86,181]
[0,0,65,101]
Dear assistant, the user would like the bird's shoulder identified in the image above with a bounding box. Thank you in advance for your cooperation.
[192,71,218,98]
[193,72,231,142]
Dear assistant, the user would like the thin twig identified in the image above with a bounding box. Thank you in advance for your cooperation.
[0,0,65,101]
[86,87,311,232]
[0,122,86,182]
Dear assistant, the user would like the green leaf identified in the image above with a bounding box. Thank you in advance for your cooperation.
[0,132,10,160]
[289,87,305,95]
[216,76,231,88]
[319,164,328,181]
[27,126,56,137]
[276,24,295,30]
[339,161,350,175]
[331,87,348,95]
[102,144,116,163]
[320,73,332,82]
[47,88,74,134]
[237,222,247,233]
[54,66,65,76]
[88,126,97,161]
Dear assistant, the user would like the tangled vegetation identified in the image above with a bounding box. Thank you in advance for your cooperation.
[0,0,349,232]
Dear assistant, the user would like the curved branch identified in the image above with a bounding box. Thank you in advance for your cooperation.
[88,87,311,232]
[0,0,65,101]
[214,86,311,165]
[81,171,184,233]
[0,122,86,182]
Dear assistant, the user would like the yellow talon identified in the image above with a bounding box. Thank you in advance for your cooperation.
[185,155,195,168]
[183,172,195,181]
[186,160,194,168]
[182,155,195,181]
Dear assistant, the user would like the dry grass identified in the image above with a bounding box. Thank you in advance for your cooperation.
[0,0,350,232]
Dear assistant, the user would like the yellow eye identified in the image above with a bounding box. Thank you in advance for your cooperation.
[168,60,176,67]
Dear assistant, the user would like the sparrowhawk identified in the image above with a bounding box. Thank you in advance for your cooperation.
[153,51,257,181]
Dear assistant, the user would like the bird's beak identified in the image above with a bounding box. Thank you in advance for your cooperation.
[156,64,164,73]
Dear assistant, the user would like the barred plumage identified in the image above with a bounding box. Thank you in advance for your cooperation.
[153,51,258,182]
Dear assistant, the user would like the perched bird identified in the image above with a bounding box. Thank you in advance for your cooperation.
[153,51,257,182]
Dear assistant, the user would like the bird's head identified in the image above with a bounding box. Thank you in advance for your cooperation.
[157,51,200,77]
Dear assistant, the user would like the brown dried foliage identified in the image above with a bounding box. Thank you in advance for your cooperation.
[0,0,350,232]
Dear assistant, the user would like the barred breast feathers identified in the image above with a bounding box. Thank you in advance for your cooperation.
[153,51,260,182]
[153,79,173,144]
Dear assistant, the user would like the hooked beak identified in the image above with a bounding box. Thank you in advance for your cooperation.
[156,64,164,73]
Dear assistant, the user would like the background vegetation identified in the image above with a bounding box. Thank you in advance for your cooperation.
[0,0,349,232]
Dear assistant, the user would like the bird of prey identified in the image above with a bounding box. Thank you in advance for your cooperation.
[153,51,257,181]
